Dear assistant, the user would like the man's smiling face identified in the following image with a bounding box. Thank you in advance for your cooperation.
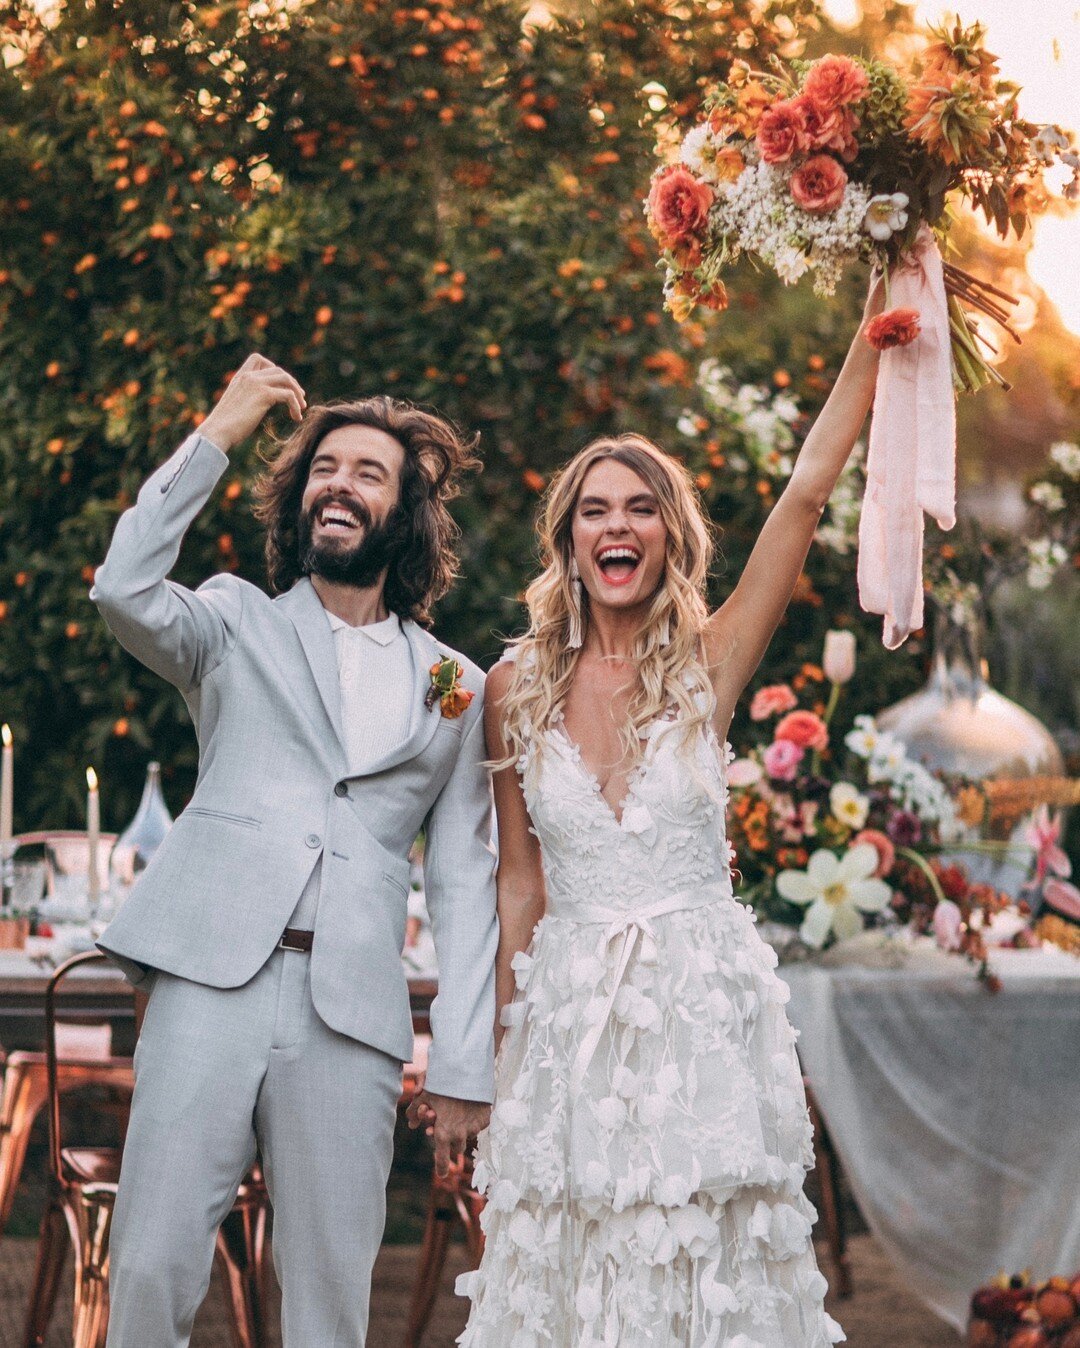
[297,425,406,588]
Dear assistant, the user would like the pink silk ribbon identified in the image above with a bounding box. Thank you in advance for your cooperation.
[857,226,956,649]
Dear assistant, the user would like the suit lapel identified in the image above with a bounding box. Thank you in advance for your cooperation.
[347,620,445,779]
[277,578,346,751]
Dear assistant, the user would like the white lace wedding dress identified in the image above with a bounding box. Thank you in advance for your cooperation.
[456,692,845,1347]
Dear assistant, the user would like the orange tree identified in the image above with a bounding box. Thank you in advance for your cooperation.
[0,0,924,827]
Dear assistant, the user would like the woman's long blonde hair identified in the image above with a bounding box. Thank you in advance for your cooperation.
[499,433,717,771]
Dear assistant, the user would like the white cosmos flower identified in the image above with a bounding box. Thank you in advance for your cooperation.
[863,192,909,241]
[829,781,870,830]
[776,843,892,948]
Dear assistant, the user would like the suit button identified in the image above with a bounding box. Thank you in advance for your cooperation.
[305,833,321,849]
[334,782,348,798]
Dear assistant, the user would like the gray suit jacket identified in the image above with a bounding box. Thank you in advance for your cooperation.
[90,431,498,1101]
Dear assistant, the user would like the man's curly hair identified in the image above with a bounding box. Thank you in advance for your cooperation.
[251,396,480,627]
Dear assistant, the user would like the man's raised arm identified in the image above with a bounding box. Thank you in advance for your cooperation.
[90,354,306,690]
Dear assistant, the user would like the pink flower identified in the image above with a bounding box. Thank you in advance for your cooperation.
[932,898,964,952]
[749,683,798,721]
[1026,805,1072,884]
[1044,877,1080,921]
[798,97,859,161]
[763,738,805,782]
[646,165,714,251]
[774,710,829,752]
[864,308,921,350]
[802,55,870,110]
[789,154,848,214]
[756,98,811,164]
[852,828,896,878]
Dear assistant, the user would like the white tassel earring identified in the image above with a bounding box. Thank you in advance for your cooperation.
[567,556,585,650]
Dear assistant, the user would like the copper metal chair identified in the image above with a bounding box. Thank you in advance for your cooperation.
[401,1035,485,1348]
[23,950,271,1348]
[805,1079,853,1299]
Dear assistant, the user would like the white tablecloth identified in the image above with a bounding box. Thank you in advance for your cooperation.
[784,941,1080,1331]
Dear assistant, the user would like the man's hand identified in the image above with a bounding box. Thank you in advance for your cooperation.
[198,353,308,454]
[405,1083,490,1178]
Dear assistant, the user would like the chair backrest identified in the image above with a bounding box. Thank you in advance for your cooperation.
[43,950,133,1183]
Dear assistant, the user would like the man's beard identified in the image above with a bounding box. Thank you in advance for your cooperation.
[297,496,405,590]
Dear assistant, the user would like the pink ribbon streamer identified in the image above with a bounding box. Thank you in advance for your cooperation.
[857,227,956,649]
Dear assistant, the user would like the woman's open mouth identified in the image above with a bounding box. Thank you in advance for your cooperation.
[595,546,642,587]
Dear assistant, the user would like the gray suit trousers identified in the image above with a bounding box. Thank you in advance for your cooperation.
[105,941,402,1347]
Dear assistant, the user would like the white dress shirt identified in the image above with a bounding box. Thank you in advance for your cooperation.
[325,608,414,772]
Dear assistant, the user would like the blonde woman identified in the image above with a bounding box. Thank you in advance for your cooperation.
[448,292,882,1345]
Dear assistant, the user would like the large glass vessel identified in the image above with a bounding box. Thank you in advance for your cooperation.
[108,761,173,902]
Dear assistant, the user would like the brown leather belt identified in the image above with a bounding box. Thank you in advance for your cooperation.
[279,927,315,953]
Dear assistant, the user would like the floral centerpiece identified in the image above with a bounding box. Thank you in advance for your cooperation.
[727,631,1028,982]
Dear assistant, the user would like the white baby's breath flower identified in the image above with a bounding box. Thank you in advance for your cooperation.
[1026,537,1067,589]
[1048,440,1080,479]
[863,192,909,241]
[1029,480,1065,512]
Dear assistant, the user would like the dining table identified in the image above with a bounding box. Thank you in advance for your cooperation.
[782,934,1080,1332]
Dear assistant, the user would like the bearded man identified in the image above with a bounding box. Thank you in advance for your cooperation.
[91,354,497,1346]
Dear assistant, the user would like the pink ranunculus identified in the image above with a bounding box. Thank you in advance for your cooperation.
[798,97,859,162]
[647,165,714,250]
[756,97,811,164]
[932,898,964,952]
[852,828,896,878]
[749,683,799,721]
[789,154,848,214]
[763,738,805,782]
[774,710,829,752]
[802,55,870,110]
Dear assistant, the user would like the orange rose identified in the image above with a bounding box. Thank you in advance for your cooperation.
[789,155,848,214]
[756,98,810,165]
[646,165,714,251]
[440,687,475,719]
[864,308,921,350]
[801,55,869,110]
[774,710,829,752]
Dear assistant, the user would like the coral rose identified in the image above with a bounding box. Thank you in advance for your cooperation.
[647,165,714,250]
[790,155,848,214]
[799,97,859,162]
[749,683,798,721]
[756,98,810,164]
[774,710,829,752]
[802,55,870,110]
[864,308,921,350]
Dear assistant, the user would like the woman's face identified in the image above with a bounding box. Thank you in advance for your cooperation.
[571,459,668,616]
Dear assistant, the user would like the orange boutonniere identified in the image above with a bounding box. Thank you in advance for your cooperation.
[425,655,474,719]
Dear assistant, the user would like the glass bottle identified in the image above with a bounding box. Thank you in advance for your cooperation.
[108,762,173,900]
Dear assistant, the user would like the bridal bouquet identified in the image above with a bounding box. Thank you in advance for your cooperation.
[646,20,1076,389]
[646,19,1079,649]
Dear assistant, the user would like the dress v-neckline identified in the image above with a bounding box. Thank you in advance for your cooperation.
[551,719,654,828]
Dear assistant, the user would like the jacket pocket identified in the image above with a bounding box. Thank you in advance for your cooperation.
[183,806,262,830]
[382,868,409,899]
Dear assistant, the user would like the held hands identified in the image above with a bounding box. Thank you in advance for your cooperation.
[405,1074,490,1178]
[198,353,308,455]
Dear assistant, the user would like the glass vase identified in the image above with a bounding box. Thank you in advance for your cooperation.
[877,601,1063,895]
[108,762,173,905]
